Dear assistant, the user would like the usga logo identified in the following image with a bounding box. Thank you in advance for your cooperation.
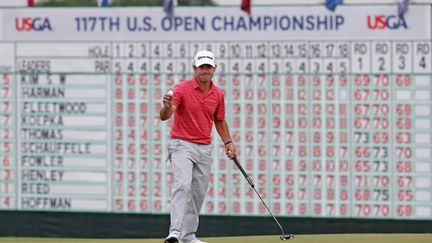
[15,17,52,31]
[367,15,408,30]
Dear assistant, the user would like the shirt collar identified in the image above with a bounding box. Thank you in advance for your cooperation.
[192,76,214,92]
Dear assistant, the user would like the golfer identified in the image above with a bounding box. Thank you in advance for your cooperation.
[160,50,237,243]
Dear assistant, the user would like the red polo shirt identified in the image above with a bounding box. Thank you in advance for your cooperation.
[170,77,225,144]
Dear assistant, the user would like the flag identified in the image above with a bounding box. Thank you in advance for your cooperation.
[163,0,174,17]
[325,0,343,12]
[28,0,35,7]
[241,0,251,15]
[98,0,110,7]
[398,0,410,16]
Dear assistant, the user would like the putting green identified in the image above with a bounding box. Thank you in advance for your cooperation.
[0,234,430,243]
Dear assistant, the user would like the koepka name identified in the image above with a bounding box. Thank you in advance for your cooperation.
[21,115,64,126]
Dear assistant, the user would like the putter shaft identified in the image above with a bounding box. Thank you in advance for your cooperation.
[232,156,294,240]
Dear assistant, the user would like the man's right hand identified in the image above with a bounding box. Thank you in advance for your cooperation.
[160,92,176,121]
[163,93,173,108]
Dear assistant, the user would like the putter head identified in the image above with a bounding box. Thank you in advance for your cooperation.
[280,234,295,240]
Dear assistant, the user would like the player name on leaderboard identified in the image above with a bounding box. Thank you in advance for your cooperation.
[1,43,110,211]
[0,5,432,220]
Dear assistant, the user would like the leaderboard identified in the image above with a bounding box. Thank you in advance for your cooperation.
[1,43,110,210]
[0,5,432,220]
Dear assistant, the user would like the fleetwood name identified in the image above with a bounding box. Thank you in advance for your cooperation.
[22,101,87,113]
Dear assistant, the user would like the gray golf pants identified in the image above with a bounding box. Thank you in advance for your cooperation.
[168,138,213,242]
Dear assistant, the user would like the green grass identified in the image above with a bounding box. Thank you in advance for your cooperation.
[0,234,431,243]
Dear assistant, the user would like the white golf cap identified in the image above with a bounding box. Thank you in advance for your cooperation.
[194,50,216,67]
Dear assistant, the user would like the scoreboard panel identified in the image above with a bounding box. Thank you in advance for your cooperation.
[0,5,431,219]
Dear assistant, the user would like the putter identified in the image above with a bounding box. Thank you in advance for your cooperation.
[232,156,295,241]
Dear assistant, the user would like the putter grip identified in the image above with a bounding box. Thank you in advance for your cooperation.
[233,156,255,188]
